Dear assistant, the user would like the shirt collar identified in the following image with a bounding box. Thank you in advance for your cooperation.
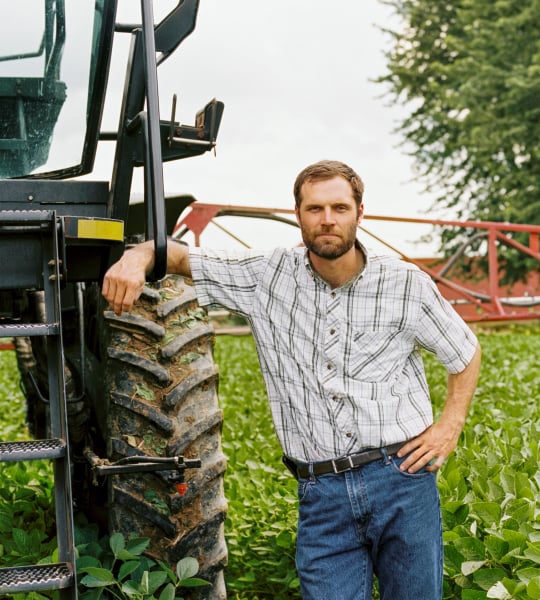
[302,239,369,289]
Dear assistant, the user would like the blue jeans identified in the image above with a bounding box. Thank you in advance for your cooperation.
[295,452,442,600]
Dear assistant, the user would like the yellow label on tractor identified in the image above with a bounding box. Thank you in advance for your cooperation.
[76,218,124,241]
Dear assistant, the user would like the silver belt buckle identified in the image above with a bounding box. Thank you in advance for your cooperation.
[332,454,355,474]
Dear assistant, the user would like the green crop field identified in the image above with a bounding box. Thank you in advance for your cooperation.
[0,323,539,599]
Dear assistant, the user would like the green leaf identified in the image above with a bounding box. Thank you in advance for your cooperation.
[120,581,142,596]
[156,559,176,583]
[80,567,116,588]
[472,502,501,524]
[136,383,155,402]
[118,560,140,581]
[443,502,469,527]
[486,581,512,600]
[484,536,508,561]
[0,511,12,532]
[506,498,534,523]
[445,468,463,490]
[525,544,540,565]
[176,557,199,581]
[178,577,211,588]
[158,584,176,600]
[454,537,486,561]
[140,571,150,594]
[462,560,487,576]
[276,530,293,548]
[445,543,466,574]
[473,568,508,591]
[501,529,527,550]
[147,571,168,594]
[527,577,540,600]
[517,567,540,585]
[109,532,125,557]
[117,548,140,561]
[12,528,30,552]
[76,555,101,570]
[125,537,150,556]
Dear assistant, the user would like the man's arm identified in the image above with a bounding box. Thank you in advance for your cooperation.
[102,240,191,316]
[396,342,482,474]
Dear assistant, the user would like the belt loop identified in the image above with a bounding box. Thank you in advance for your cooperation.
[381,447,391,466]
[308,462,315,481]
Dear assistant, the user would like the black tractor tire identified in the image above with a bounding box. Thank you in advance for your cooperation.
[14,278,228,599]
[83,275,228,599]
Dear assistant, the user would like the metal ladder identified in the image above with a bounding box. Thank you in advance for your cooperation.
[0,210,77,599]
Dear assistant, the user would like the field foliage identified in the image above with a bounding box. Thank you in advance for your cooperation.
[0,323,539,599]
[216,326,540,600]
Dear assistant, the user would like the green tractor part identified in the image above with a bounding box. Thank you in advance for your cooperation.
[0,1,226,598]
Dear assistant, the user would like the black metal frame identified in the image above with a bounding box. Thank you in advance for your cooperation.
[21,0,118,180]
[108,0,224,280]
[84,448,201,477]
[0,211,76,598]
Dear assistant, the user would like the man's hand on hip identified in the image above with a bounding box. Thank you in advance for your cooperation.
[395,420,461,474]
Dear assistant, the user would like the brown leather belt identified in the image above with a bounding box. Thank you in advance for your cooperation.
[285,442,405,479]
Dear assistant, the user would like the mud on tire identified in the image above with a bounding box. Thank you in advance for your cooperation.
[87,275,227,599]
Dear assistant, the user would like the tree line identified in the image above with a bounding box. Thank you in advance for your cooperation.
[378,0,539,282]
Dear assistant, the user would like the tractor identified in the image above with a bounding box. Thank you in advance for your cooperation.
[0,1,227,598]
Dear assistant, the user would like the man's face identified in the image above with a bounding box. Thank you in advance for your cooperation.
[295,176,363,260]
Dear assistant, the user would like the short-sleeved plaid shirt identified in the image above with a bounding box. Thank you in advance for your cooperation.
[190,243,478,462]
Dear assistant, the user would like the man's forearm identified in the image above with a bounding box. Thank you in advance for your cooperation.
[165,240,192,277]
[397,342,481,473]
[441,342,482,432]
[102,239,191,315]
[120,238,192,277]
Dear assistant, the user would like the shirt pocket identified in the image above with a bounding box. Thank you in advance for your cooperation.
[346,328,406,381]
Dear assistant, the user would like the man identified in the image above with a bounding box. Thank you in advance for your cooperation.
[103,160,481,600]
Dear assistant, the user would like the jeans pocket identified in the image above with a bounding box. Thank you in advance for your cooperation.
[389,454,432,479]
[298,478,314,503]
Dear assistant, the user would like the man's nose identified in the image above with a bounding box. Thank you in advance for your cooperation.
[321,208,336,224]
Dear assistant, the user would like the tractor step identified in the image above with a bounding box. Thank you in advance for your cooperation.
[0,206,78,597]
[0,563,74,594]
[0,322,60,338]
[0,438,66,462]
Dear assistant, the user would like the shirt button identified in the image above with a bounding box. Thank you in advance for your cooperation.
[327,363,333,370]
[329,328,336,335]
[346,432,352,438]
[330,291,336,298]
[332,395,339,402]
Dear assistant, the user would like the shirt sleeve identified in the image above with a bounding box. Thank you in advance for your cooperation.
[415,271,479,373]
[189,247,271,315]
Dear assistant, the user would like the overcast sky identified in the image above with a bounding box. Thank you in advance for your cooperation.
[74,2,443,253]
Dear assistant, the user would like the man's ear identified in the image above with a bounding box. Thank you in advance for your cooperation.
[357,203,364,225]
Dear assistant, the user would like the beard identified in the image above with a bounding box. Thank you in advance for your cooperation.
[301,221,358,260]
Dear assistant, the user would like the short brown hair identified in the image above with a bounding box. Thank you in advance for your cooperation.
[293,160,364,209]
